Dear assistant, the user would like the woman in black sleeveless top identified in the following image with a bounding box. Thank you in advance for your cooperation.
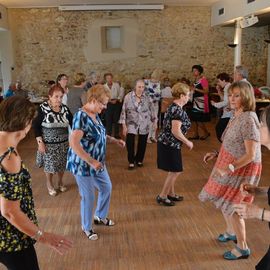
[0,96,72,270]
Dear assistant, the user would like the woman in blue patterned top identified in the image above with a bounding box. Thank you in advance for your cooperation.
[0,96,72,270]
[156,83,193,206]
[67,84,125,240]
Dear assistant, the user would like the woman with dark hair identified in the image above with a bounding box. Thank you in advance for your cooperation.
[119,79,156,169]
[56,73,69,105]
[33,85,73,196]
[199,81,262,260]
[233,105,270,269]
[211,72,232,142]
[189,64,210,140]
[0,96,72,270]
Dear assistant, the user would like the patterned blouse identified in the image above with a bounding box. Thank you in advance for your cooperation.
[66,110,107,176]
[158,103,191,149]
[0,147,37,252]
[119,91,156,135]
[33,101,73,144]
[144,80,161,103]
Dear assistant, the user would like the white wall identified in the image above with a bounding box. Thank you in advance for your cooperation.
[0,4,8,30]
[211,0,270,26]
[0,30,14,91]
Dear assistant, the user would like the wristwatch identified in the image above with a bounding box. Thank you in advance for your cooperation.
[228,163,235,173]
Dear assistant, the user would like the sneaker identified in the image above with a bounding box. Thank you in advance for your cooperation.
[94,216,115,226]
[83,229,98,240]
[128,163,135,170]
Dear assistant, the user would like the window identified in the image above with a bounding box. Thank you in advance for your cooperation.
[101,26,123,53]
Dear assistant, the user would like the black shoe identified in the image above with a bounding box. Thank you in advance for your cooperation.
[200,133,210,140]
[156,195,175,206]
[188,135,200,140]
[167,194,184,201]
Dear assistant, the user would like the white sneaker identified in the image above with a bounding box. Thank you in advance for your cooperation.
[83,229,98,240]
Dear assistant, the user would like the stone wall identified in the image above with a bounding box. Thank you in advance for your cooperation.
[7,6,269,93]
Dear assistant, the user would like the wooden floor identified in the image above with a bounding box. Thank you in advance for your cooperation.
[2,120,270,270]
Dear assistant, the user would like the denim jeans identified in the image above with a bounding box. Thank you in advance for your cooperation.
[75,167,112,231]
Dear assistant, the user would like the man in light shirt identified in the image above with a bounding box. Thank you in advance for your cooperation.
[104,73,125,138]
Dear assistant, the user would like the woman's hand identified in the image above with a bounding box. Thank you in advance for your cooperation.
[241,183,258,195]
[233,203,262,220]
[38,142,46,154]
[122,124,127,137]
[39,232,73,255]
[116,139,126,148]
[88,159,103,171]
[203,152,217,163]
[186,140,193,150]
[210,100,216,106]
[215,167,228,177]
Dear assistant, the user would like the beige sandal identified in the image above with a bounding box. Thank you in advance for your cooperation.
[48,188,57,196]
[59,185,67,192]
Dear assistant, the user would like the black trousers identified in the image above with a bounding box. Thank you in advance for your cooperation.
[0,245,39,270]
[215,117,230,142]
[126,133,148,164]
[256,245,270,270]
[105,102,122,137]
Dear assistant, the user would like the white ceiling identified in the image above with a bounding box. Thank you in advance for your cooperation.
[0,0,218,8]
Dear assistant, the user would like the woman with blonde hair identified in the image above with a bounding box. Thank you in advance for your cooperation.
[156,83,193,206]
[67,84,125,240]
[199,81,262,260]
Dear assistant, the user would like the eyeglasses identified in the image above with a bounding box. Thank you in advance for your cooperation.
[98,100,107,107]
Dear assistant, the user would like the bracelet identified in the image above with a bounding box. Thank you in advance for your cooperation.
[31,229,43,241]
[261,208,265,221]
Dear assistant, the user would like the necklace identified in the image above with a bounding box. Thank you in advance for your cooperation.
[135,93,142,99]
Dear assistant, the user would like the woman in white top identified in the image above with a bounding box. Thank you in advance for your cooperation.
[211,73,232,142]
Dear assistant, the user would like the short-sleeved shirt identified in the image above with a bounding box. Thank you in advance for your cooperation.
[118,91,156,135]
[158,103,191,149]
[66,110,106,176]
[0,147,37,252]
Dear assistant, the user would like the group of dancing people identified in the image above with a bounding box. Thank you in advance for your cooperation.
[0,67,269,269]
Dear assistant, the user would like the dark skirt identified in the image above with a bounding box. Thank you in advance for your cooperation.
[157,142,183,172]
[189,109,210,122]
